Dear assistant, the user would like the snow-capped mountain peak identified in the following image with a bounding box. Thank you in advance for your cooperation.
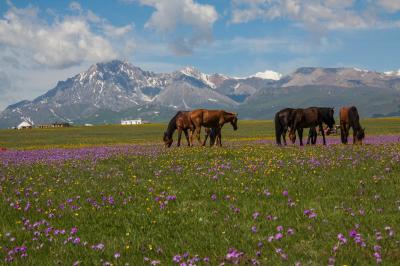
[179,66,216,88]
[250,70,282,80]
[384,69,400,76]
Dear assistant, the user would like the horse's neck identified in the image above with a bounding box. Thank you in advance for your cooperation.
[352,120,361,131]
[223,112,234,122]
[166,124,176,137]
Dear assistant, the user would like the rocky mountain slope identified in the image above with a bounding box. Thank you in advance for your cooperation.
[1,60,399,128]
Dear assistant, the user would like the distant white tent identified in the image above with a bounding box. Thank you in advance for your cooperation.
[121,119,142,125]
[17,121,33,129]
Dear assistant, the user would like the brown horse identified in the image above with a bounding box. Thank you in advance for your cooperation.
[340,106,365,145]
[163,111,193,147]
[289,107,335,146]
[189,109,238,146]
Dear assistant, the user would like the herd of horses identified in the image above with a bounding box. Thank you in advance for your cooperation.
[163,106,365,147]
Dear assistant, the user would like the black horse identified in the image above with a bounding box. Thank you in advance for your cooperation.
[275,108,295,145]
[289,107,335,146]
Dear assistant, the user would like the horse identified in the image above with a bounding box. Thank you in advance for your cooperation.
[163,111,193,147]
[340,106,365,145]
[203,127,221,147]
[274,108,295,145]
[189,109,238,146]
[288,107,335,146]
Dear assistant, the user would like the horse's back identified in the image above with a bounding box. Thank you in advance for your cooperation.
[189,109,222,126]
[348,106,360,124]
[340,107,351,124]
[341,106,360,123]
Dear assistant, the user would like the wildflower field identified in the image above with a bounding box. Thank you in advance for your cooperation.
[0,118,399,265]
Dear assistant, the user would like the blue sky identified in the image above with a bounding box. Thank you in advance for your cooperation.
[0,0,400,109]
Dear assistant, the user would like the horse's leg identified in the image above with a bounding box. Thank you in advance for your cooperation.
[189,128,193,146]
[344,125,349,144]
[340,122,346,144]
[218,129,222,147]
[306,128,311,145]
[282,129,287,145]
[352,127,357,144]
[312,131,317,145]
[320,123,326,145]
[189,123,197,146]
[195,126,202,146]
[202,130,209,146]
[177,128,182,147]
[298,128,304,146]
[184,129,190,146]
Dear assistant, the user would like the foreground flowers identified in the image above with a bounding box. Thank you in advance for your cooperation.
[0,137,399,264]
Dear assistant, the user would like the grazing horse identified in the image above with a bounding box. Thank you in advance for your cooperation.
[274,108,295,145]
[289,107,335,146]
[163,111,193,147]
[340,106,365,145]
[189,109,238,146]
[203,127,220,147]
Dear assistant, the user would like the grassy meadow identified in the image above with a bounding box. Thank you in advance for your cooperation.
[0,118,400,149]
[0,118,399,265]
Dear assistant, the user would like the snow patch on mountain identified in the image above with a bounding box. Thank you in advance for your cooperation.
[180,66,216,88]
[384,69,400,76]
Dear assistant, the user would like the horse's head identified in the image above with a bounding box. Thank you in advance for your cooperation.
[163,132,173,148]
[324,108,335,130]
[289,129,296,144]
[354,128,365,145]
[231,113,238,131]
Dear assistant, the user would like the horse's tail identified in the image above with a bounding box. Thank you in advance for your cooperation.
[275,112,282,145]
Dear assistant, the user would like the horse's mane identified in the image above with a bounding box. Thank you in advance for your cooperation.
[223,111,237,116]
[165,111,182,137]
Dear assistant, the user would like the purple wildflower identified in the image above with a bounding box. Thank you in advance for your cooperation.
[338,233,347,245]
[173,254,182,263]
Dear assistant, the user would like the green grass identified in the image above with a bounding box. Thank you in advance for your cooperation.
[1,118,400,149]
[0,119,399,265]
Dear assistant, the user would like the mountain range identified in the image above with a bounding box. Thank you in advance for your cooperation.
[1,60,400,128]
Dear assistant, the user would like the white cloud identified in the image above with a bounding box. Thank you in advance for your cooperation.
[0,3,136,110]
[138,0,218,54]
[230,0,400,31]
[0,4,134,69]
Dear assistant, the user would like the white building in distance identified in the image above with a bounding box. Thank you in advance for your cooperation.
[121,119,143,125]
[17,121,33,129]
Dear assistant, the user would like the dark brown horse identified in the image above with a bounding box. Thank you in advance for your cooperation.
[340,106,365,145]
[289,107,335,146]
[189,109,238,146]
[163,111,193,147]
[275,108,295,145]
